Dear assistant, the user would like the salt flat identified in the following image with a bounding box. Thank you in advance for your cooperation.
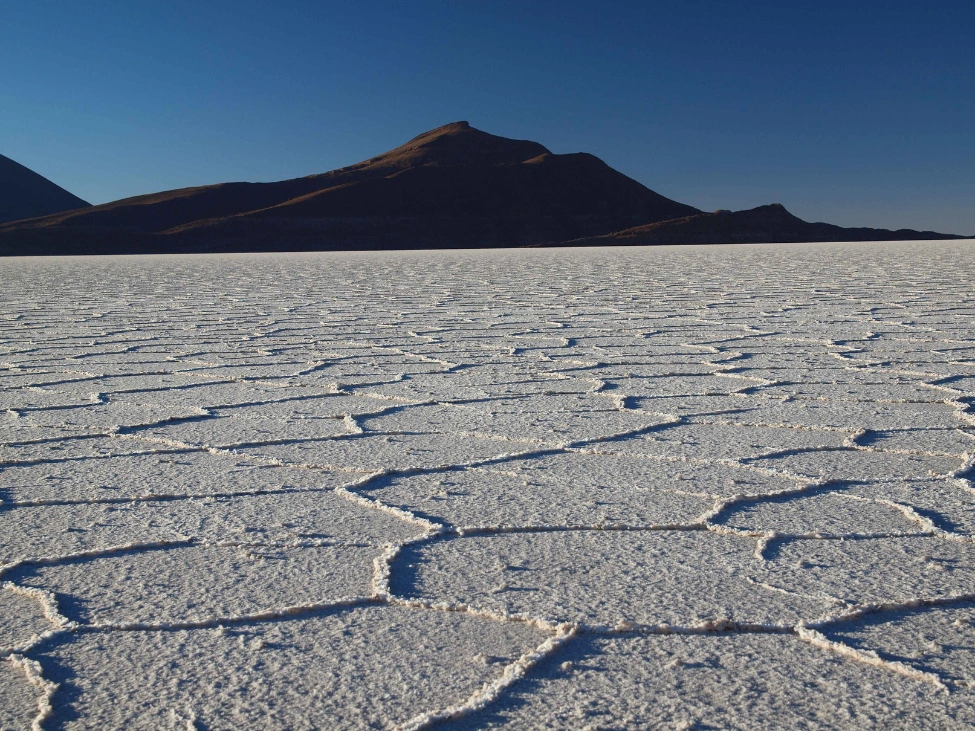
[1,241,975,730]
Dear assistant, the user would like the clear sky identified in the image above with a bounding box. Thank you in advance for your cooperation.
[3,1,973,234]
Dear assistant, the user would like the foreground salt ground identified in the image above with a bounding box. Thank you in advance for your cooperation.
[1,243,974,730]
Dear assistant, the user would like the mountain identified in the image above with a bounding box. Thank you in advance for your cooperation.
[0,154,90,224]
[0,122,700,255]
[0,123,965,256]
[566,204,966,246]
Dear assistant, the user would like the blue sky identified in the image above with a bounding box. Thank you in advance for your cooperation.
[3,1,973,233]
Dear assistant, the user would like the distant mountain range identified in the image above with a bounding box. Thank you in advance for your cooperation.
[0,122,966,255]
[1,154,90,225]
[566,203,965,246]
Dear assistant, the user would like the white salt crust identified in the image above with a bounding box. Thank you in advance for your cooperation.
[1,241,975,728]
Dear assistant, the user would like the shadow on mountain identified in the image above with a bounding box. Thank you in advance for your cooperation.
[0,154,90,224]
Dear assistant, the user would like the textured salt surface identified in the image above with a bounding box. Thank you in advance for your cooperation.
[1,241,974,729]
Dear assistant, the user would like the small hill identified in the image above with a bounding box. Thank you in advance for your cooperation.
[0,154,90,224]
[0,122,699,255]
[566,204,967,246]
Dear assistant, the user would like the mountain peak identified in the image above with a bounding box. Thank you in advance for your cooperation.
[374,121,551,170]
[745,203,801,221]
[407,120,471,139]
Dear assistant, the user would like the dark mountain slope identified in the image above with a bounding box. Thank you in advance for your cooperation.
[0,122,699,254]
[0,154,90,224]
[1,124,965,255]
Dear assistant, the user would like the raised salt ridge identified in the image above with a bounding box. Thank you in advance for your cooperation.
[1,241,975,729]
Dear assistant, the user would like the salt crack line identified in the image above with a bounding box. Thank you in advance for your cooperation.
[698,478,833,521]
[844,428,868,448]
[0,539,195,581]
[0,626,75,659]
[584,617,798,636]
[371,544,402,599]
[450,522,706,538]
[395,625,577,731]
[7,654,58,731]
[950,453,975,492]
[85,595,374,633]
[335,481,445,533]
[384,595,567,634]
[2,582,74,631]
[839,495,972,542]
[3,484,349,509]
[808,592,975,629]
[795,626,948,691]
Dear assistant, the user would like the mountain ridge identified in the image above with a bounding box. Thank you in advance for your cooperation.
[0,123,966,255]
